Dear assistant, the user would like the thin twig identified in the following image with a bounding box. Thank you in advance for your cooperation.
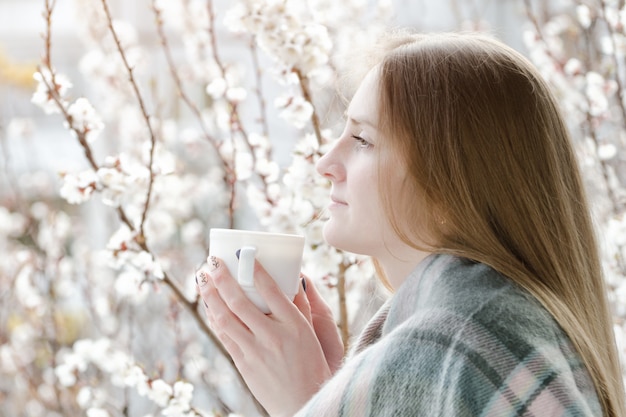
[600,0,626,126]
[249,37,270,139]
[41,0,232,364]
[524,0,626,275]
[151,0,238,228]
[205,0,275,207]
[151,2,272,414]
[206,0,239,227]
[151,2,224,157]
[294,69,323,146]
[99,0,157,243]
[0,122,22,206]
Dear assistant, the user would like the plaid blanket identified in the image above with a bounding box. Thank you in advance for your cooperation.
[295,254,602,416]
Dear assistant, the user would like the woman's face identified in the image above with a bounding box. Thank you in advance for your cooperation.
[316,68,406,259]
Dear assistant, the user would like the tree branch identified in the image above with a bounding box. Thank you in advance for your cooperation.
[99,0,157,243]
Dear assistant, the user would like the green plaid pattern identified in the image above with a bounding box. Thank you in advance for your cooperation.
[295,254,602,416]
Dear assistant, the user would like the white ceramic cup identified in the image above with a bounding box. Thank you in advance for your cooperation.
[208,228,305,314]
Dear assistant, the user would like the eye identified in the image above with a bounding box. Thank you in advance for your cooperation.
[352,134,372,149]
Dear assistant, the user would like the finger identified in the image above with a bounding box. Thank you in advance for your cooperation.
[301,276,333,316]
[196,268,211,288]
[197,268,252,344]
[293,277,312,324]
[216,332,245,363]
[207,256,268,330]
[250,260,300,319]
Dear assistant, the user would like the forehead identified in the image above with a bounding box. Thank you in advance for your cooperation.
[346,67,380,125]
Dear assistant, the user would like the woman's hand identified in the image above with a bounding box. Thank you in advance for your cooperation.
[196,256,332,417]
[298,276,345,374]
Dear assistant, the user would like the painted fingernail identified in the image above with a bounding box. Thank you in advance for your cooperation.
[209,256,219,271]
[301,277,307,292]
[235,249,241,259]
[197,270,210,286]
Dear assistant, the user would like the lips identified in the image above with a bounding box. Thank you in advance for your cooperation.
[330,195,347,205]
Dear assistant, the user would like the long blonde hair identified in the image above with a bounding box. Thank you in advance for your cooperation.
[373,31,625,416]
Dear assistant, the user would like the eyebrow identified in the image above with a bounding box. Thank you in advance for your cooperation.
[343,110,376,128]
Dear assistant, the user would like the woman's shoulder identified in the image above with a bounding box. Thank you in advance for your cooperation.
[385,253,582,374]
[372,254,601,416]
[387,253,560,338]
[297,255,601,416]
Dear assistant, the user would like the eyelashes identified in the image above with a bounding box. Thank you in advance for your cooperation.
[351,134,372,149]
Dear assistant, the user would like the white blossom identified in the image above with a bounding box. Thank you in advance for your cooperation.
[145,142,177,176]
[576,5,592,28]
[97,167,129,207]
[563,58,583,76]
[153,0,186,30]
[117,250,165,281]
[75,339,111,365]
[36,210,72,259]
[14,265,42,309]
[122,365,150,395]
[0,345,18,373]
[604,5,620,30]
[224,0,331,76]
[180,219,204,244]
[255,158,280,182]
[59,170,99,205]
[7,117,35,139]
[77,384,110,410]
[206,78,227,99]
[65,97,105,142]
[585,72,615,117]
[77,387,94,409]
[0,207,27,237]
[598,143,618,160]
[162,381,194,416]
[31,68,72,114]
[275,95,314,129]
[148,379,173,407]
[97,153,150,207]
[86,408,110,417]
[226,86,248,102]
[235,149,254,181]
[303,244,343,281]
[173,381,194,404]
[114,269,150,302]
[9,322,37,348]
[107,225,137,254]
[23,399,45,417]
[54,362,78,387]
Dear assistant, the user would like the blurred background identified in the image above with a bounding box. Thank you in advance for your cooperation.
[1,0,625,416]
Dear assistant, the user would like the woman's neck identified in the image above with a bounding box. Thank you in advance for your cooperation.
[379,247,432,290]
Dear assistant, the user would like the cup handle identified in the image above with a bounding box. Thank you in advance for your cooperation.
[237,246,257,288]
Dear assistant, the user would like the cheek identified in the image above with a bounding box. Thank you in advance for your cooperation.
[376,160,410,223]
[360,173,391,232]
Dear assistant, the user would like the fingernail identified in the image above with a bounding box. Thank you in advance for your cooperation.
[197,270,210,286]
[301,277,307,292]
[209,256,219,271]
[235,249,241,259]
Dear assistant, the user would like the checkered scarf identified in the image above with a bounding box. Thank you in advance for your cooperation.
[295,254,602,416]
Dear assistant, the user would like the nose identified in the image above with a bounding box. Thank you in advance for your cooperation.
[316,140,344,181]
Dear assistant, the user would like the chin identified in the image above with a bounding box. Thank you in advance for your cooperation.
[322,221,370,255]
[322,221,347,250]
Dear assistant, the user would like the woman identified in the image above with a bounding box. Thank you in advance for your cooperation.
[197,32,625,416]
